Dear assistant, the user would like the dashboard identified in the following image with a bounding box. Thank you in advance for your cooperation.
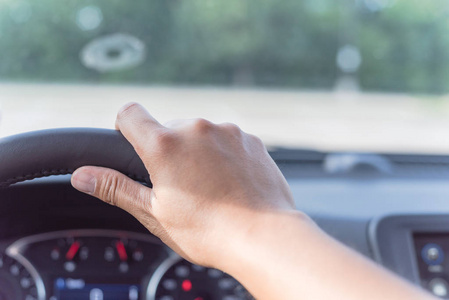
[0,229,250,300]
[0,181,253,300]
[2,150,449,299]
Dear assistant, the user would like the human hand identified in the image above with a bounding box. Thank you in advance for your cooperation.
[71,103,436,300]
[71,102,297,268]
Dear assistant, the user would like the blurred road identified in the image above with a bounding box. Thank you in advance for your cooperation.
[1,83,449,154]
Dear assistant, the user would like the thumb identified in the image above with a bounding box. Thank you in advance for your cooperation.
[71,166,152,217]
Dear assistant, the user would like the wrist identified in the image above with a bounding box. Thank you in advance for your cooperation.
[215,209,316,274]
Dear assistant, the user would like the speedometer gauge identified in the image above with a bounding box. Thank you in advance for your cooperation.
[7,229,167,300]
[147,256,254,300]
[0,253,44,300]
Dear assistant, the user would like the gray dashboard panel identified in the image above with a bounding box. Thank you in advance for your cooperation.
[8,174,449,286]
[287,178,449,264]
[288,178,449,218]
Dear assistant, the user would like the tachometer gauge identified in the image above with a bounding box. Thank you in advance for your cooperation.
[0,252,44,300]
[147,256,254,300]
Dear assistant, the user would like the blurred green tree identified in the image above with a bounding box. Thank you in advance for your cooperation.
[0,0,447,94]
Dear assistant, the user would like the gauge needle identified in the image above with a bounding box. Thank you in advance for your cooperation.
[65,241,80,260]
[115,241,128,261]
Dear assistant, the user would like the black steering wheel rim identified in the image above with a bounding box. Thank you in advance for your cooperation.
[0,128,150,188]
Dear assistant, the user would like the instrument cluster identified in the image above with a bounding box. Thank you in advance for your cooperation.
[0,229,253,300]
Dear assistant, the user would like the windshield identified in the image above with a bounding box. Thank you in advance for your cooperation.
[1,0,448,154]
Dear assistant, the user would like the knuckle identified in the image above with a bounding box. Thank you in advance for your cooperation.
[98,172,121,206]
[117,102,141,120]
[221,122,242,136]
[249,133,264,146]
[138,185,153,211]
[141,193,153,213]
[192,118,214,134]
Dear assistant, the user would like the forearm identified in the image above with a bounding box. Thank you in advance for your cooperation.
[220,211,435,300]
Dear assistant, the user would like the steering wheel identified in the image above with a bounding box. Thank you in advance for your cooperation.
[0,128,151,188]
[0,128,253,300]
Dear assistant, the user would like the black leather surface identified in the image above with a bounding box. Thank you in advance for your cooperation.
[0,128,150,188]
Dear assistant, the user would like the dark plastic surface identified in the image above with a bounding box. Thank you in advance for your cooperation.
[0,181,150,240]
[0,128,150,188]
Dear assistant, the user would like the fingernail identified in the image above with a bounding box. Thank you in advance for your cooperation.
[72,171,96,194]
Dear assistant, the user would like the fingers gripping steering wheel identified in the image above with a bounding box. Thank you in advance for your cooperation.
[0,128,151,188]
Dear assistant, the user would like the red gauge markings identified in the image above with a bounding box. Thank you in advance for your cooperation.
[115,241,128,261]
[65,241,80,261]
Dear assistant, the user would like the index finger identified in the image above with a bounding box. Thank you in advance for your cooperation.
[115,102,167,155]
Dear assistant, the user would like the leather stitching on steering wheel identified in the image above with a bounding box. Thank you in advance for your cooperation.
[0,129,151,188]
[0,170,149,188]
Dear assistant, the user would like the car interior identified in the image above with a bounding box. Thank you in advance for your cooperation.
[1,0,449,299]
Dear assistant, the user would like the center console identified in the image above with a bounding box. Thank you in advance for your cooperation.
[370,215,449,298]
